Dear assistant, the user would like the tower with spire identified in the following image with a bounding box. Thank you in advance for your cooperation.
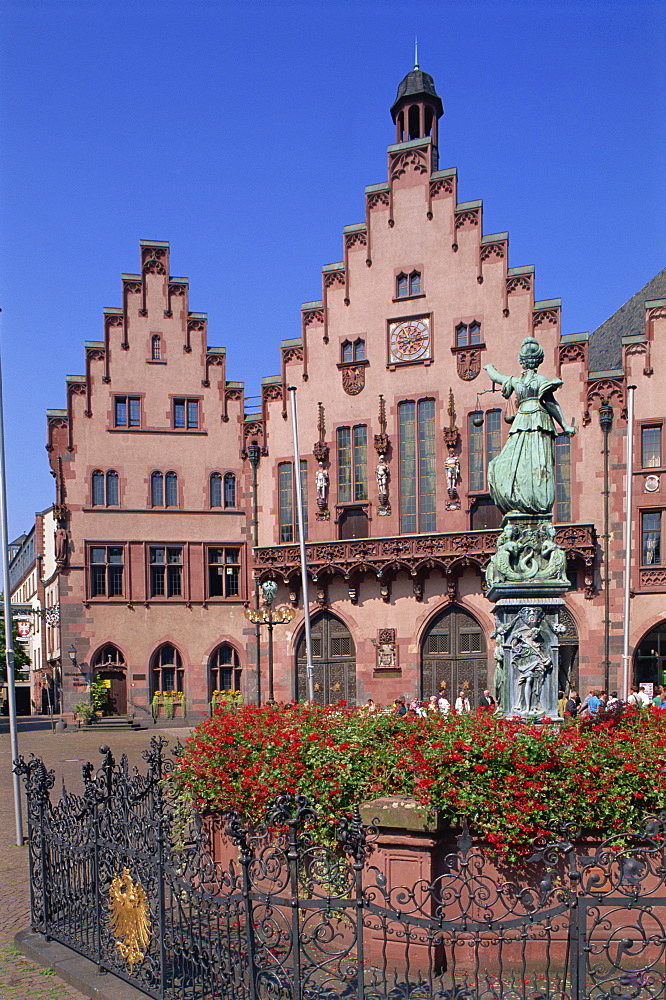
[390,47,444,147]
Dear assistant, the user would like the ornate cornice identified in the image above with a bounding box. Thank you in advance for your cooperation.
[584,376,627,425]
[254,524,597,587]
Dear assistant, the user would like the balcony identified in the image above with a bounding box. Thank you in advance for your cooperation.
[254,523,597,598]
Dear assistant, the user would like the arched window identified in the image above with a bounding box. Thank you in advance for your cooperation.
[456,322,482,347]
[106,471,119,506]
[341,340,353,363]
[396,272,421,298]
[165,472,178,507]
[92,470,105,506]
[210,473,222,508]
[224,472,236,508]
[92,644,125,669]
[209,644,241,695]
[408,104,420,140]
[151,334,161,360]
[151,472,163,507]
[353,338,365,361]
[152,644,183,694]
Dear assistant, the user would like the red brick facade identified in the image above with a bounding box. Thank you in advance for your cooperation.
[45,69,666,721]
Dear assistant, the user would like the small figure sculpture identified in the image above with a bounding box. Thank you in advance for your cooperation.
[486,523,538,586]
[444,454,460,493]
[484,337,575,515]
[540,524,568,581]
[376,455,389,497]
[54,527,68,565]
[315,463,329,501]
[510,607,552,715]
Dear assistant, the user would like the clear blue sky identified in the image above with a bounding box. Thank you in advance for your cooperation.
[1,0,664,543]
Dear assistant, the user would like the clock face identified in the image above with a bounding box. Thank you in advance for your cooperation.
[389,319,430,363]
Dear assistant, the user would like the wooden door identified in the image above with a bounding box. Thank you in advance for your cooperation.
[296,612,356,704]
[421,606,487,706]
[99,669,127,715]
[338,507,369,540]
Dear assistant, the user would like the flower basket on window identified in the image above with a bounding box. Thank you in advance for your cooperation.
[211,689,243,713]
[152,690,185,720]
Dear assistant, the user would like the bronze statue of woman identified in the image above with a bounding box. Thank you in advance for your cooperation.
[484,337,575,515]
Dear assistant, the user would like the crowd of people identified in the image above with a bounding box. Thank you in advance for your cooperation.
[363,683,661,719]
[365,689,496,718]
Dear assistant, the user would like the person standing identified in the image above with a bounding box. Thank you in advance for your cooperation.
[455,690,471,715]
[479,689,495,710]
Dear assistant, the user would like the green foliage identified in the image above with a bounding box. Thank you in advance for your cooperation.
[90,674,107,713]
[73,700,95,724]
[0,615,31,680]
[173,702,666,860]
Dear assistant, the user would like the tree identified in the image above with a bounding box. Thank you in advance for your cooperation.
[0,616,31,682]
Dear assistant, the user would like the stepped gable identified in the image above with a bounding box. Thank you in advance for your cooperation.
[588,267,666,371]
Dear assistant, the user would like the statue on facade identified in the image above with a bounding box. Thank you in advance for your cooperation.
[540,524,568,582]
[484,337,575,515]
[54,526,68,566]
[315,463,329,502]
[444,454,460,493]
[376,455,389,497]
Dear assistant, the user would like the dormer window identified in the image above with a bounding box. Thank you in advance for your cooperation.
[341,339,365,363]
[456,321,482,347]
[396,271,421,298]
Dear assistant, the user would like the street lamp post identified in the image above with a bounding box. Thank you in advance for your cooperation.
[244,580,294,703]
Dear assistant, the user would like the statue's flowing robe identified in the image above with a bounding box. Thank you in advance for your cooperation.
[488,372,562,515]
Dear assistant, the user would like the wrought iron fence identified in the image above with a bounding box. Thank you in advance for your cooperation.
[14,736,666,1000]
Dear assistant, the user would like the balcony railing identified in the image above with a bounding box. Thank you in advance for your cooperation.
[254,523,597,598]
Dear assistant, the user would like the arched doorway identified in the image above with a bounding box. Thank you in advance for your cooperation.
[421,606,487,706]
[92,644,126,716]
[634,622,666,688]
[558,607,579,693]
[296,612,356,705]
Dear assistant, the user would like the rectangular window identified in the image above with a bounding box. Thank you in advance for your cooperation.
[353,425,368,501]
[207,547,241,598]
[278,462,294,543]
[150,546,182,597]
[89,546,123,598]
[399,402,417,532]
[418,399,436,532]
[468,413,484,492]
[277,461,307,543]
[642,511,662,565]
[642,426,662,469]
[225,548,240,597]
[555,434,572,522]
[173,398,199,429]
[485,409,502,472]
[114,396,140,428]
[337,428,351,502]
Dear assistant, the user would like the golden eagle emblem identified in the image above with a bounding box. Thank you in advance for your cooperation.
[108,868,151,971]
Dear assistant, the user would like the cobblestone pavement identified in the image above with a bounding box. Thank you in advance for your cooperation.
[0,722,191,999]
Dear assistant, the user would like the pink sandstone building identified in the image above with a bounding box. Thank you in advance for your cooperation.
[39,65,666,722]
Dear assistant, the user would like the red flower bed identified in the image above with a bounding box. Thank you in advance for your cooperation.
[173,702,666,857]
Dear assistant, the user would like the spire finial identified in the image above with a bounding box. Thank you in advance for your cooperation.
[414,37,419,71]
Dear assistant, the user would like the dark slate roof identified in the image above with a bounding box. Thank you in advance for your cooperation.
[391,69,443,120]
[588,267,666,372]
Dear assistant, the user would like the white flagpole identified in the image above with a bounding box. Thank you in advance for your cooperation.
[0,329,24,845]
[288,387,315,702]
[621,384,637,702]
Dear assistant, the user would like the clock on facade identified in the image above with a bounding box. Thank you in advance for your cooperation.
[388,318,431,364]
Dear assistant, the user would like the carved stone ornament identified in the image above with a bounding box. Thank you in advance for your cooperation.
[645,474,660,493]
[486,515,568,588]
[374,628,398,671]
[492,606,564,719]
[341,365,365,396]
[456,348,482,381]
[366,189,389,211]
